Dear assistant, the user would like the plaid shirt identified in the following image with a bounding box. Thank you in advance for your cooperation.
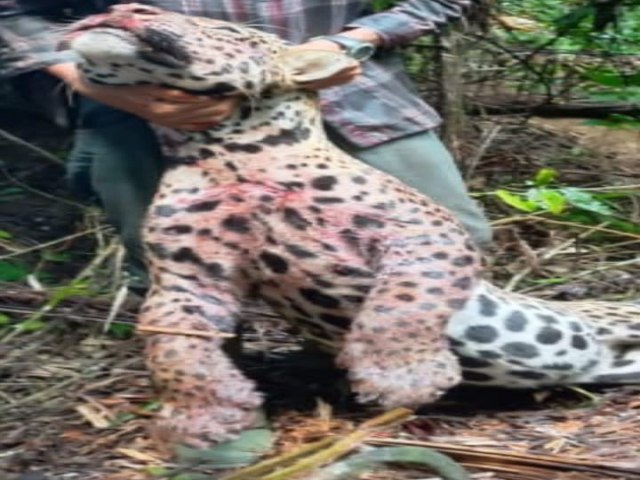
[0,0,474,147]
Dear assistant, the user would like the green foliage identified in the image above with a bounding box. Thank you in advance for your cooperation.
[498,1,640,130]
[493,168,640,234]
[0,260,29,281]
[371,0,396,11]
[6,280,93,334]
[499,0,640,53]
[13,316,46,333]
[583,114,640,129]
[175,428,275,468]
[582,68,640,129]
[0,186,25,200]
[107,322,136,339]
[112,400,161,426]
[149,428,276,479]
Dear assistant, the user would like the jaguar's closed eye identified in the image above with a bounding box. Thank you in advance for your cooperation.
[211,26,244,34]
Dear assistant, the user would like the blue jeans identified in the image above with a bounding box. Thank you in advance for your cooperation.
[67,98,165,283]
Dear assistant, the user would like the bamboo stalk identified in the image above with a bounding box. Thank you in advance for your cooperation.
[221,408,413,480]
[220,437,336,480]
[260,408,413,480]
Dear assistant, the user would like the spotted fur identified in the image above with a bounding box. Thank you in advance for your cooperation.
[68,5,640,448]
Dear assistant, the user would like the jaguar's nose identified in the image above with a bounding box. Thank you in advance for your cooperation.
[109,3,164,17]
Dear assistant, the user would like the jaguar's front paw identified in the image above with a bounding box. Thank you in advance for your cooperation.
[338,344,461,408]
[153,391,264,449]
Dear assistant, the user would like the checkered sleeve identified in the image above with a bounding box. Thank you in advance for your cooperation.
[347,0,474,47]
[0,13,79,77]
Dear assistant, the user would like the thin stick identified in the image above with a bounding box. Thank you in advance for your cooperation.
[491,215,640,241]
[0,162,87,210]
[465,124,502,181]
[136,325,235,339]
[0,126,65,166]
[504,222,606,291]
[0,375,79,414]
[0,226,108,261]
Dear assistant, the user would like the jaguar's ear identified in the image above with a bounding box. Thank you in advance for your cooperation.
[276,48,358,87]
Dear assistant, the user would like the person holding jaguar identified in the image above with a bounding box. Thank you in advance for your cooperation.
[0,1,491,290]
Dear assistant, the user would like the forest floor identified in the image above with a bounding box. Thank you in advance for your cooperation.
[0,106,639,480]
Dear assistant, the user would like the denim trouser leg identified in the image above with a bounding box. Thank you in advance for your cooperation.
[66,98,165,284]
[332,130,492,249]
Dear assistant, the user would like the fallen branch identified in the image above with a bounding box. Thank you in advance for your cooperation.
[468,96,640,118]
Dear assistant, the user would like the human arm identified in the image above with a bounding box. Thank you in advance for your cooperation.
[291,1,479,88]
[347,0,477,48]
[0,7,80,78]
[46,62,241,131]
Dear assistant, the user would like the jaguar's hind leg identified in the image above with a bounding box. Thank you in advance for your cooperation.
[559,301,640,346]
[575,346,640,384]
[446,282,604,388]
[565,302,640,384]
[338,234,480,408]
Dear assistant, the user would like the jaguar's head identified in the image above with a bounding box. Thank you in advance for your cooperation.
[65,3,357,98]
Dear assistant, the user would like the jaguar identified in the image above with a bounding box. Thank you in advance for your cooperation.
[66,4,640,448]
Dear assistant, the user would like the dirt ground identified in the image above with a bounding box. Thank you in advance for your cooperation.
[529,118,640,172]
[0,108,639,480]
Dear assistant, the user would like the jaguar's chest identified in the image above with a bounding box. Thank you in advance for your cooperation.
[146,169,432,347]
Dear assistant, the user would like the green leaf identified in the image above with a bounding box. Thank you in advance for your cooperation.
[0,187,25,198]
[175,428,275,469]
[0,230,12,239]
[145,466,169,477]
[533,168,558,186]
[529,277,569,285]
[14,318,46,333]
[41,250,72,262]
[528,188,567,214]
[559,188,615,215]
[582,114,640,130]
[495,190,538,212]
[585,70,640,87]
[108,322,136,339]
[0,260,29,282]
[371,0,396,11]
[49,281,92,302]
[0,313,11,326]
[586,90,640,103]
[603,217,640,234]
[553,5,593,31]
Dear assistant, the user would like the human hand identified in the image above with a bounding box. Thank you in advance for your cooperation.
[76,79,241,131]
[47,63,240,131]
[288,39,362,90]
